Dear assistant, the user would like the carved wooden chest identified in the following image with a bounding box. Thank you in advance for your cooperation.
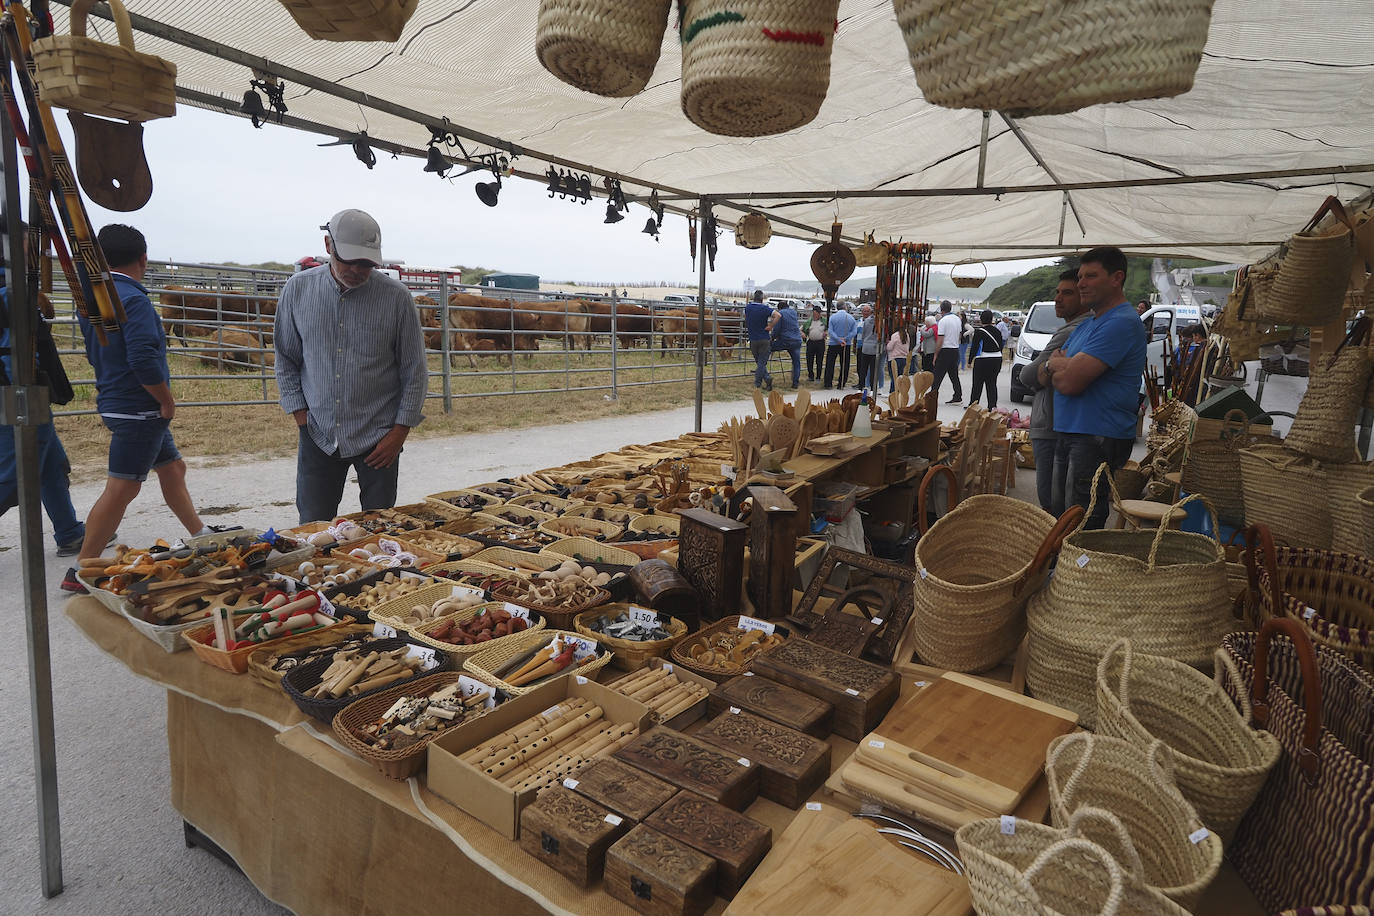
[677,508,746,623]
[644,791,772,899]
[605,824,717,916]
[615,727,760,811]
[749,640,899,741]
[517,785,629,887]
[745,485,797,621]
[693,709,831,809]
[565,756,678,827]
[707,674,834,739]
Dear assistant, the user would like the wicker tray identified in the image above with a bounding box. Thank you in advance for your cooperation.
[340,535,445,570]
[508,492,572,514]
[463,628,614,696]
[246,623,376,688]
[384,501,469,528]
[122,601,241,654]
[439,516,492,537]
[574,605,688,672]
[564,504,642,527]
[669,615,793,684]
[281,520,371,549]
[540,515,621,541]
[331,672,477,780]
[426,488,501,516]
[322,568,434,620]
[476,505,556,528]
[182,612,347,675]
[540,537,641,567]
[282,637,450,724]
[408,602,547,657]
[184,527,316,572]
[470,547,563,575]
[369,580,493,628]
[75,570,135,615]
[469,481,533,502]
[490,580,613,630]
[628,513,681,537]
[428,559,519,581]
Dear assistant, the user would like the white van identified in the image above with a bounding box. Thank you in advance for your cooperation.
[1009,301,1062,403]
[765,297,806,312]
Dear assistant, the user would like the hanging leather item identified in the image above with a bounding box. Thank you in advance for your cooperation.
[852,231,888,267]
[811,221,856,305]
[67,111,153,211]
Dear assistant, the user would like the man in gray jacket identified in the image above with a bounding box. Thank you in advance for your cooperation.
[1017,269,1088,515]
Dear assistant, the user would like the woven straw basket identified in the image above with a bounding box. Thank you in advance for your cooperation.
[955,811,1191,916]
[911,497,1081,672]
[31,0,176,122]
[537,0,672,97]
[278,0,417,42]
[734,212,772,249]
[1239,442,1333,549]
[1180,409,1262,526]
[331,671,473,779]
[892,0,1215,117]
[1044,733,1223,910]
[679,0,841,137]
[1260,196,1359,326]
[464,628,614,696]
[1286,316,1373,463]
[1329,461,1374,556]
[1095,639,1280,845]
[950,260,986,289]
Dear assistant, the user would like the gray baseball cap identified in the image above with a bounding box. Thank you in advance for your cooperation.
[322,208,382,265]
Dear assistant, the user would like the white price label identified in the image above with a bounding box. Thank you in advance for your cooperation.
[918,567,928,579]
[407,645,438,670]
[1302,605,1317,621]
[457,675,496,709]
[915,680,930,688]
[372,622,398,639]
[1000,815,1016,835]
[502,602,531,619]
[562,778,580,790]
[1189,827,1210,845]
[737,616,775,636]
[868,739,886,749]
[737,757,751,768]
[1076,555,1090,568]
[575,675,589,685]
[604,813,624,827]
[629,605,660,627]
[662,663,674,673]
[805,802,823,811]
[565,636,599,662]
[317,593,337,617]
[721,464,736,478]
[845,687,861,696]
[870,617,884,626]
[542,705,561,719]
[743,671,755,677]
[729,706,742,715]
[451,584,485,600]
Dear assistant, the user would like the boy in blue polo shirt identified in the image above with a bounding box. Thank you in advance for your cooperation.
[1045,247,1146,529]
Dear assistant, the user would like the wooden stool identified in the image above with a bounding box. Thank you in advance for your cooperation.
[1114,498,1187,531]
[1161,471,1183,503]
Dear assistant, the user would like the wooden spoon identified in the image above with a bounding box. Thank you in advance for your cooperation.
[753,389,769,420]
[795,387,811,418]
[741,418,767,477]
[769,414,799,456]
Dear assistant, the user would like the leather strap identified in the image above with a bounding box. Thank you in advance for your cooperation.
[1013,504,1084,597]
[1252,616,1324,785]
[916,464,957,535]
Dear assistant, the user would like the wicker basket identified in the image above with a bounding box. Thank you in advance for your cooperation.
[1286,316,1373,463]
[389,529,483,560]
[574,605,688,671]
[246,623,375,688]
[1044,732,1223,910]
[367,580,494,628]
[407,603,547,657]
[1261,197,1359,327]
[628,513,680,537]
[427,559,519,582]
[1240,442,1333,548]
[1095,639,1281,844]
[341,535,445,570]
[489,581,613,630]
[469,547,562,576]
[281,519,371,549]
[949,260,987,289]
[463,628,614,696]
[537,0,672,97]
[669,615,792,684]
[75,571,135,615]
[540,515,621,541]
[182,612,347,675]
[564,503,642,526]
[893,0,1214,117]
[426,488,500,516]
[476,505,556,529]
[1329,462,1374,556]
[679,0,841,137]
[277,0,417,42]
[282,637,449,724]
[31,0,176,122]
[330,672,472,780]
[508,492,572,514]
[735,212,772,249]
[540,537,641,567]
[1180,409,1262,527]
[469,481,534,502]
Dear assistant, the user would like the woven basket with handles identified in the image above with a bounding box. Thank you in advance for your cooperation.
[1285,315,1373,463]
[537,0,672,97]
[278,0,416,42]
[1260,196,1359,326]
[1239,442,1333,549]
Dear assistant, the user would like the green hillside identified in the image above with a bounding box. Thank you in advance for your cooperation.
[985,257,1217,309]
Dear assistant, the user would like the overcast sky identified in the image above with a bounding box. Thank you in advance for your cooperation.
[29,105,1048,291]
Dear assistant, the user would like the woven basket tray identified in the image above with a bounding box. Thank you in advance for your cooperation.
[322,568,434,620]
[385,529,482,560]
[182,612,348,675]
[278,0,418,42]
[340,535,445,570]
[476,505,556,528]
[408,603,547,657]
[331,671,475,780]
[540,537,641,567]
[281,520,372,549]
[628,513,680,537]
[470,547,563,576]
[463,628,614,696]
[669,615,793,684]
[428,559,520,581]
[470,523,563,552]
[282,637,450,724]
[490,580,613,630]
[426,488,501,516]
[75,570,135,615]
[368,581,493,628]
[574,606,687,672]
[382,501,469,528]
[509,492,572,513]
[246,623,376,688]
[469,481,534,502]
[565,504,642,527]
[540,515,621,541]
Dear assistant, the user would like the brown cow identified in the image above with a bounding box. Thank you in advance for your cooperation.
[190,325,274,372]
[583,300,652,349]
[525,299,593,351]
[159,285,277,343]
[654,308,738,358]
[654,308,691,354]
[445,292,542,366]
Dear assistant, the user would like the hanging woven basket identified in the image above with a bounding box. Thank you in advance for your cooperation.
[852,233,888,268]
[31,0,177,122]
[680,0,841,137]
[734,212,772,249]
[537,0,673,97]
[892,0,1216,117]
[950,259,987,289]
[277,0,417,42]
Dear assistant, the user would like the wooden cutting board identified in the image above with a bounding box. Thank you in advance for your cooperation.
[868,672,1077,811]
[725,806,970,916]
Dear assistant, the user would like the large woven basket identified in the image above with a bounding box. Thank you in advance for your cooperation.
[628,513,680,537]
[1180,409,1262,526]
[1286,316,1373,463]
[679,0,841,137]
[463,628,614,696]
[892,0,1214,117]
[1260,196,1359,327]
[32,0,177,122]
[282,637,450,724]
[1095,639,1280,844]
[1239,442,1333,548]
[331,672,475,780]
[536,0,672,97]
[1329,461,1374,556]
[1360,486,1374,555]
[476,505,556,529]
[955,812,1191,916]
[1044,733,1223,910]
[489,580,613,630]
[278,0,417,42]
[911,497,1080,672]
[734,212,772,249]
[245,623,375,688]
[564,503,643,526]
[540,515,621,541]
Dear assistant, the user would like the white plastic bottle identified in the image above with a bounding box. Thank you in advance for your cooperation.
[852,389,872,438]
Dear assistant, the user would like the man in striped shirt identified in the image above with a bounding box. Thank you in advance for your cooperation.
[275,210,427,524]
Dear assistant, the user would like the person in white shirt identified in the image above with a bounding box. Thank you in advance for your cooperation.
[932,300,964,403]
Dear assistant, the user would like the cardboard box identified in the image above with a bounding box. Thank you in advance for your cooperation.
[427,677,653,840]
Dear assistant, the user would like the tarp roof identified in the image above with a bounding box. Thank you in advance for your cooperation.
[53,0,1374,263]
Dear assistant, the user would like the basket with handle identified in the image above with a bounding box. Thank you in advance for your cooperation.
[678,0,842,137]
[537,0,673,97]
[1328,460,1374,559]
[31,0,177,121]
[911,498,1083,673]
[1180,409,1263,526]
[1044,732,1224,910]
[277,0,417,42]
[463,628,614,696]
[628,513,680,537]
[1095,638,1280,844]
[1285,315,1374,463]
[892,0,1214,117]
[1239,441,1333,549]
[508,492,572,514]
[949,259,987,289]
[1260,196,1360,326]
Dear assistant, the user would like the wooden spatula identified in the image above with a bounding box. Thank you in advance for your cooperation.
[753,389,769,420]
[768,389,785,417]
[769,414,799,456]
[796,388,811,418]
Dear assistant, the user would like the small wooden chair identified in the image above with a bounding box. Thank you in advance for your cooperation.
[1114,498,1187,531]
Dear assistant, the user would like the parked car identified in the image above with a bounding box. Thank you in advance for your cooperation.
[662,294,697,305]
[1009,301,1064,403]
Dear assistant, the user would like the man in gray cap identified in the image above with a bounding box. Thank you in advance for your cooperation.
[275,209,427,523]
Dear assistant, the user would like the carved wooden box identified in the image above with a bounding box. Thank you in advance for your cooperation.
[566,757,678,827]
[615,727,760,811]
[749,640,899,742]
[745,485,797,621]
[518,786,629,887]
[606,824,717,916]
[644,791,772,899]
[707,674,834,739]
[694,709,831,809]
[677,508,746,623]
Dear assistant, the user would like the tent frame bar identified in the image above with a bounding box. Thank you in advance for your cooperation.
[1000,112,1086,237]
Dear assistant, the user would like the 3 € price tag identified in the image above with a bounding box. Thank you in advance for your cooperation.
[737,616,775,636]
[629,605,660,628]
[407,645,438,671]
[372,622,397,639]
[451,584,485,601]
[502,602,531,620]
[457,674,496,709]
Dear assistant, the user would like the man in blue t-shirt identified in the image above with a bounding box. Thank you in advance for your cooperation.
[1045,247,1147,529]
[744,290,773,391]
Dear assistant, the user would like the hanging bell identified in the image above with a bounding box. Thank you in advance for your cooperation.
[352,134,377,170]
[605,201,624,224]
[643,217,660,240]
[475,175,502,207]
[240,89,266,128]
[424,145,452,177]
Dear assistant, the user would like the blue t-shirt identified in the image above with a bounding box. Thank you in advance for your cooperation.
[1053,303,1146,439]
[744,301,772,342]
[76,273,169,418]
[772,307,801,346]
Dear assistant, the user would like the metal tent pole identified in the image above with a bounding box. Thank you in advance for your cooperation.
[1,80,64,898]
[694,197,710,433]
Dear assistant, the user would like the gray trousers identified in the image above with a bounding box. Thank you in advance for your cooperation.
[1031,436,1067,517]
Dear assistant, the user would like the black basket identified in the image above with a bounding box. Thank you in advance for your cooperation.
[321,568,433,621]
[281,637,451,724]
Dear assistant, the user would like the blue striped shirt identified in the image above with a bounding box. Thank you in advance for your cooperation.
[274,265,427,457]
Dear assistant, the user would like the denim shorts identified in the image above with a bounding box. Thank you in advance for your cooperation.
[102,416,181,481]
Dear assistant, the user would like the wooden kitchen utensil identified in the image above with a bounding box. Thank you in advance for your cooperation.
[752,389,769,420]
[67,111,152,211]
[768,389,785,418]
[767,414,798,455]
[795,387,811,418]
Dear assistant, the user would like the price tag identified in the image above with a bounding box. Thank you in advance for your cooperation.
[721,464,736,479]
[1302,605,1317,621]
[845,687,861,696]
[451,584,485,600]
[457,675,496,709]
[868,739,886,749]
[503,602,531,620]
[1000,815,1016,835]
[565,635,600,662]
[372,622,397,639]
[407,645,439,671]
[737,757,751,768]
[604,813,624,827]
[629,605,660,627]
[918,567,928,579]
[575,675,589,685]
[562,778,580,790]
[1076,555,1090,568]
[542,705,561,719]
[805,802,823,811]
[915,680,929,688]
[316,593,337,617]
[1189,827,1210,845]
[729,706,742,715]
[738,616,775,636]
[662,663,674,673]
[743,671,755,677]
[870,617,884,626]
